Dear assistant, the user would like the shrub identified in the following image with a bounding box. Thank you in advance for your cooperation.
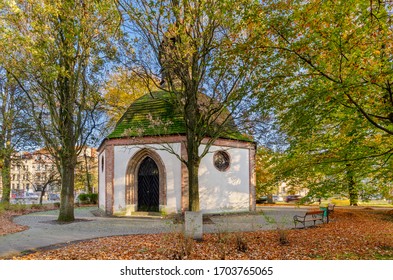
[278,228,290,245]
[235,234,248,252]
[0,202,29,214]
[11,203,27,211]
[30,204,43,210]
[0,202,7,214]
[170,232,194,260]
[89,193,98,204]
[77,193,98,204]
[78,193,89,203]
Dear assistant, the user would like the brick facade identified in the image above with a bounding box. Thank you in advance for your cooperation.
[104,145,114,215]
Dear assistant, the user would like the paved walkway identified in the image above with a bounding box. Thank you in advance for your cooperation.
[0,206,309,259]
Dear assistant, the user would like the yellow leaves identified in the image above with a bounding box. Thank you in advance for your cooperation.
[6,209,393,260]
[373,134,383,145]
[4,0,21,14]
[102,68,158,125]
[363,133,383,147]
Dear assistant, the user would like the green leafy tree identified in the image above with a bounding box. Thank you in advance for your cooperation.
[1,0,120,221]
[0,69,38,202]
[250,0,393,203]
[255,147,276,198]
[117,0,264,211]
[74,147,97,194]
[103,67,159,130]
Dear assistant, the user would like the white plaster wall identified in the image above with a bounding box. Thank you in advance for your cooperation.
[98,151,106,211]
[113,143,182,213]
[199,145,250,213]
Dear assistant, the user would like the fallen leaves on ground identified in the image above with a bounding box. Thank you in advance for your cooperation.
[7,208,393,260]
[0,210,29,235]
[0,205,57,236]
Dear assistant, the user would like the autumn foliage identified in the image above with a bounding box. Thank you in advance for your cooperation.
[4,208,393,260]
[0,203,57,236]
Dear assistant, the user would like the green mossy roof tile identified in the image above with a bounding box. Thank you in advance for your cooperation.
[107,91,253,142]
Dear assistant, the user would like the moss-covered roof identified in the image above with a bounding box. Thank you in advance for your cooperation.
[107,91,253,142]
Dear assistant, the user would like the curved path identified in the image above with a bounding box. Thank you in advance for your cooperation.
[0,206,307,259]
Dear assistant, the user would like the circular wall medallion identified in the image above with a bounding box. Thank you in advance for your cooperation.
[213,150,230,172]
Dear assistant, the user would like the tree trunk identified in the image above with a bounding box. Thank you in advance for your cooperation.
[58,159,75,221]
[187,126,201,211]
[58,88,77,221]
[186,94,201,212]
[1,111,12,203]
[187,157,200,212]
[84,151,92,193]
[0,99,12,203]
[39,188,45,205]
[346,165,358,206]
[348,179,358,206]
[1,155,11,203]
[57,53,76,221]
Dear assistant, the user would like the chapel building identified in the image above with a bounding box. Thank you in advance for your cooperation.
[98,91,256,215]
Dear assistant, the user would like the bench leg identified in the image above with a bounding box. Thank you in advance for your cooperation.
[294,220,305,229]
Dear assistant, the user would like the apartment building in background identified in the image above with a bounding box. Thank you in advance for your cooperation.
[0,146,97,202]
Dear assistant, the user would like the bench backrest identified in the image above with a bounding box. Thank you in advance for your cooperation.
[306,210,324,215]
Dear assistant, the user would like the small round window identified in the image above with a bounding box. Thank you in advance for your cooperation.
[213,151,230,172]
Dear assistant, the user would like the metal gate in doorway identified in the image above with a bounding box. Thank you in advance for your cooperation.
[137,157,159,212]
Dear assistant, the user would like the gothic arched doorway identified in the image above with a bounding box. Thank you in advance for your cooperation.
[137,157,159,212]
[125,149,167,213]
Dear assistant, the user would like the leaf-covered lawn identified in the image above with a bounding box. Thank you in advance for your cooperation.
[6,208,393,260]
[0,204,57,236]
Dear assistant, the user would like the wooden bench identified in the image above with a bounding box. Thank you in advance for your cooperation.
[293,210,324,228]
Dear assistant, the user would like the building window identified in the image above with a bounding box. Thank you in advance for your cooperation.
[101,156,104,172]
[213,150,230,172]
